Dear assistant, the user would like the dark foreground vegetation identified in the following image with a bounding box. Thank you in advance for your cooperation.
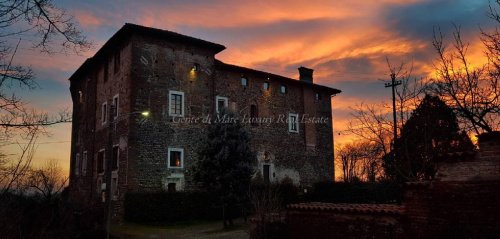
[124,180,402,224]
[0,190,104,239]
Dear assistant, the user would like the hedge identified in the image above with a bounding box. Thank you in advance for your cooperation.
[124,191,224,223]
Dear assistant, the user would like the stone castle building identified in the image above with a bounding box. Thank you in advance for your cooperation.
[68,23,340,209]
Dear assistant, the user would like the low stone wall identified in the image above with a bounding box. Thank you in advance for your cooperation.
[287,203,405,239]
[249,132,500,238]
[405,132,500,238]
[405,181,500,238]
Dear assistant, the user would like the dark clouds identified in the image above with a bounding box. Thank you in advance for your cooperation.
[383,0,493,41]
[18,0,496,171]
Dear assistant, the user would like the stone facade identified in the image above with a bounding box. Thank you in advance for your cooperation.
[68,24,340,217]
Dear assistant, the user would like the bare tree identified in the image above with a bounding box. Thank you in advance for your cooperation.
[26,160,68,201]
[344,60,428,180]
[336,143,360,182]
[386,59,429,130]
[336,141,383,182]
[0,0,91,194]
[347,103,392,156]
[432,25,499,134]
[0,126,37,194]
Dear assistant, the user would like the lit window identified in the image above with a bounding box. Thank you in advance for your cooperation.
[97,149,105,174]
[216,96,228,113]
[112,145,119,170]
[315,92,322,101]
[102,102,107,124]
[113,94,119,119]
[75,153,80,176]
[82,151,88,176]
[263,82,270,91]
[288,113,299,133]
[280,85,287,94]
[169,90,185,117]
[168,148,184,168]
[192,63,199,72]
[78,91,84,103]
[241,77,248,87]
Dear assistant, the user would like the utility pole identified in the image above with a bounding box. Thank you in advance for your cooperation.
[385,73,401,148]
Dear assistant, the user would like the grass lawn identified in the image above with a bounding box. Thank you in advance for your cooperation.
[111,218,249,239]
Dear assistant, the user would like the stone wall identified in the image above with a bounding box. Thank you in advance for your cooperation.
[69,24,339,222]
[404,181,500,238]
[251,132,500,238]
[405,132,500,238]
[286,203,405,239]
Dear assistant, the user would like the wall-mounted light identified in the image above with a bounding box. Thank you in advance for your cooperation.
[192,63,199,72]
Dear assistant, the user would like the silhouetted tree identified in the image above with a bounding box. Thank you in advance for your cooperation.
[345,60,428,181]
[384,95,475,181]
[432,16,499,134]
[0,0,91,195]
[336,141,383,182]
[193,110,256,228]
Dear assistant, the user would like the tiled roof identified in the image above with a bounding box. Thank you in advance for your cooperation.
[287,202,404,215]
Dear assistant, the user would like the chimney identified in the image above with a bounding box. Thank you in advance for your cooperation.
[298,66,313,83]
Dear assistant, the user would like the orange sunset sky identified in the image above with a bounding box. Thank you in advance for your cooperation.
[5,0,495,179]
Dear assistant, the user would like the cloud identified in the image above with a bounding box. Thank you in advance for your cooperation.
[73,10,104,28]
[11,0,496,178]
[382,0,493,40]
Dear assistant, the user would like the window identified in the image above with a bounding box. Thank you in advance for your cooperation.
[103,63,108,82]
[166,174,184,192]
[250,104,258,126]
[114,50,120,73]
[263,82,270,91]
[169,90,184,117]
[112,177,118,198]
[315,92,322,101]
[102,102,107,124]
[168,148,184,168]
[82,151,88,176]
[167,183,176,193]
[263,164,270,184]
[75,153,80,176]
[280,85,287,94]
[78,91,84,103]
[97,178,103,194]
[97,150,105,173]
[288,113,299,133]
[112,145,119,170]
[216,96,228,113]
[241,77,248,87]
[112,94,119,119]
[192,63,200,72]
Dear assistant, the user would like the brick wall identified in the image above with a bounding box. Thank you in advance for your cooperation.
[252,132,500,238]
[404,131,500,238]
[286,203,405,239]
